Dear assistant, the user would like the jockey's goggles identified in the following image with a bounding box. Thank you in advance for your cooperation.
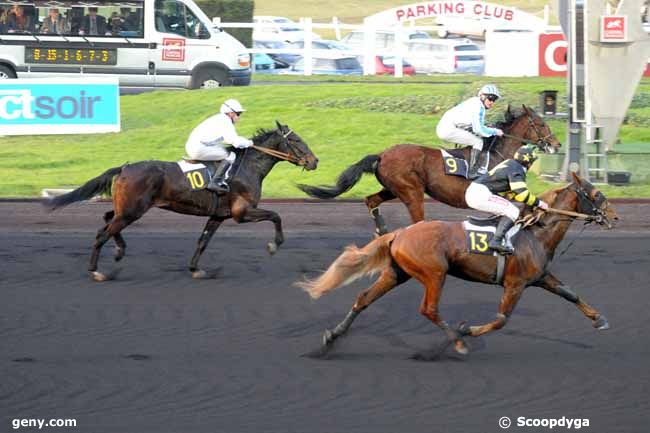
[485,94,499,102]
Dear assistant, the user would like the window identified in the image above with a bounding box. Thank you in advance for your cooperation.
[155,0,209,39]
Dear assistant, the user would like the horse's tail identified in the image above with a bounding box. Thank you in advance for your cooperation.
[43,166,123,211]
[297,154,379,199]
[297,231,397,300]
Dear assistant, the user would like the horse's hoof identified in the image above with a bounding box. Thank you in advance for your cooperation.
[267,242,278,255]
[454,339,469,355]
[457,321,472,337]
[593,315,610,330]
[322,329,334,346]
[192,269,216,279]
[89,269,120,282]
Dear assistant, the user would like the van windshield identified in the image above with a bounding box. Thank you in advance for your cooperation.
[0,0,144,37]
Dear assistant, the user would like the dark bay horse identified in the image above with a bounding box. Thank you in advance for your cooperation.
[45,122,318,281]
[298,173,618,357]
[299,105,561,235]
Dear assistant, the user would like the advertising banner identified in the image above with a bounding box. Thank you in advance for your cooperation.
[0,77,120,135]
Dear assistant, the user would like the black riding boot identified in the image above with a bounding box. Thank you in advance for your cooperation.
[489,217,515,255]
[207,159,232,193]
[468,148,482,179]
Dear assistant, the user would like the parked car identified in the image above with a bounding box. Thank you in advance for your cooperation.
[253,53,276,73]
[290,39,351,52]
[405,38,484,75]
[287,53,363,75]
[339,29,431,51]
[253,40,301,68]
[375,56,415,76]
[253,15,321,43]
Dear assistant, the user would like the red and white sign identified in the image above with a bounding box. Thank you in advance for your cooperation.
[539,33,567,77]
[600,16,627,42]
[539,32,649,77]
[162,38,185,61]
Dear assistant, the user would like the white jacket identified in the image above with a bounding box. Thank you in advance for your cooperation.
[185,113,253,156]
[438,96,499,137]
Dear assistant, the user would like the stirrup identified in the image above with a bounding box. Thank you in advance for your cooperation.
[489,241,513,255]
[207,180,229,194]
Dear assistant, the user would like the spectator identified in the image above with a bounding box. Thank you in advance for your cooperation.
[40,8,70,34]
[79,7,109,35]
[6,5,34,33]
[643,0,650,23]
[0,7,7,33]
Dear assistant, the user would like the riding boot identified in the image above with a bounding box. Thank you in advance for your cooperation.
[489,217,515,255]
[468,148,482,179]
[207,159,232,193]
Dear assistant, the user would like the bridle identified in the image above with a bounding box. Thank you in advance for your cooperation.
[503,114,555,153]
[569,183,610,227]
[251,128,309,166]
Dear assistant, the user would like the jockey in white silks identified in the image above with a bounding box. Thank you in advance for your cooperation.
[436,84,504,178]
[185,98,253,193]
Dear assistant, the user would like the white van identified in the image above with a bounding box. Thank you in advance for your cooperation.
[405,38,484,75]
[0,0,251,88]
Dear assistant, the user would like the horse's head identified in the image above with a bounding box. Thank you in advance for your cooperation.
[256,121,318,171]
[544,173,618,229]
[504,105,562,154]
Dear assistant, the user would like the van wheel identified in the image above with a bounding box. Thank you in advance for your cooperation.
[0,65,17,79]
[193,68,228,89]
[437,28,449,38]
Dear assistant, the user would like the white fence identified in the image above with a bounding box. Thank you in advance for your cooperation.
[216,19,477,77]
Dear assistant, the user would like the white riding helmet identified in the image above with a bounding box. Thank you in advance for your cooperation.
[220,98,246,115]
[478,84,501,99]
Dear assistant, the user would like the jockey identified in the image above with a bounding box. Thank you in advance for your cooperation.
[185,98,254,193]
[464,144,549,254]
[436,84,504,178]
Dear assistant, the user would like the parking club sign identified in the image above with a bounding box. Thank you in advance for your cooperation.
[0,77,120,135]
[600,15,628,42]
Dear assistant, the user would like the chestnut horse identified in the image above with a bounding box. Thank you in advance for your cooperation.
[298,174,617,357]
[45,122,318,281]
[299,105,561,235]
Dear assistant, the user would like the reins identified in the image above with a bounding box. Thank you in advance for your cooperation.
[252,145,300,164]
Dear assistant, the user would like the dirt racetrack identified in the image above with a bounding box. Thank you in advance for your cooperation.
[1,200,649,433]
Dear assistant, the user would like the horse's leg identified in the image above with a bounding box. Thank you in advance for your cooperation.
[535,273,609,330]
[232,205,283,255]
[321,264,410,350]
[89,215,136,281]
[103,210,126,262]
[396,185,425,225]
[459,284,525,338]
[364,189,396,235]
[419,271,469,355]
[189,216,224,279]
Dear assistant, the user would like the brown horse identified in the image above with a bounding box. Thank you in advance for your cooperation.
[299,105,561,235]
[298,173,617,357]
[45,122,318,281]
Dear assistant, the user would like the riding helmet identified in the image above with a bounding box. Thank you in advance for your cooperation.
[220,98,246,115]
[513,144,539,167]
[478,84,501,100]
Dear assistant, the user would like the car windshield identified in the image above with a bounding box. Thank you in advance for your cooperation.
[336,57,361,70]
[257,40,288,49]
[454,45,483,60]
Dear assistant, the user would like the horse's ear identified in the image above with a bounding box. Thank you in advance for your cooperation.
[504,104,513,122]
[522,104,531,114]
[571,171,583,186]
[275,120,283,130]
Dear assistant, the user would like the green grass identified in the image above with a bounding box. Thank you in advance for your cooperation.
[1,76,649,198]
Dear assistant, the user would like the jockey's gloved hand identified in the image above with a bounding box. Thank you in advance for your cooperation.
[244,139,254,148]
[495,128,504,137]
[538,200,549,211]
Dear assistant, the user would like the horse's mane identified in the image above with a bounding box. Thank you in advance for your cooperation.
[252,128,276,145]
[495,105,535,131]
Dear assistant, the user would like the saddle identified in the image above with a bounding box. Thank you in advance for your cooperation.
[467,214,500,226]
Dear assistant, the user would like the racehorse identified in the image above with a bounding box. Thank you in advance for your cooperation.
[298,173,617,357]
[45,122,318,281]
[299,105,561,235]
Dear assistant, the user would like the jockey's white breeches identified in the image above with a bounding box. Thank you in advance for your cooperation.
[185,143,236,162]
[465,183,520,222]
[436,121,483,151]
